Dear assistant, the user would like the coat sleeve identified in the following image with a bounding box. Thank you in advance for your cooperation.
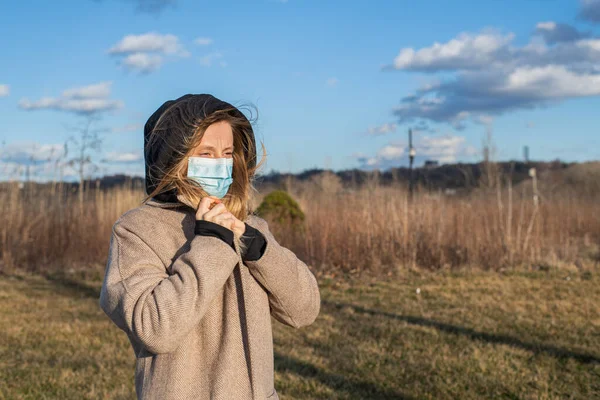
[244,216,321,328]
[98,221,240,354]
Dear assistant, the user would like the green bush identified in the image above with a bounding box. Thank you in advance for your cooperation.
[256,190,305,227]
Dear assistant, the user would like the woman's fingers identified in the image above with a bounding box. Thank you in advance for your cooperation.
[213,213,235,230]
[230,216,245,236]
[203,203,228,221]
[197,196,219,219]
[208,197,221,210]
[196,196,236,230]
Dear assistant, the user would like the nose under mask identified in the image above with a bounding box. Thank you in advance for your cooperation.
[187,156,233,199]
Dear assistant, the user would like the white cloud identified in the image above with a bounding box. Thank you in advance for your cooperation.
[108,32,189,73]
[355,134,477,169]
[0,141,66,165]
[536,21,557,30]
[0,140,147,181]
[111,123,143,133]
[377,144,405,160]
[1,157,95,182]
[326,77,339,87]
[101,151,143,163]
[388,26,600,129]
[501,64,600,97]
[534,21,589,44]
[475,114,494,125]
[96,0,177,14]
[91,0,176,15]
[0,84,9,97]
[417,135,477,163]
[19,98,123,113]
[18,81,123,114]
[108,32,187,55]
[62,81,112,99]
[0,141,74,181]
[194,37,213,46]
[366,123,397,135]
[579,0,600,23]
[392,31,515,71]
[199,52,225,67]
[353,145,406,167]
[99,162,145,178]
[130,0,176,13]
[122,52,163,73]
[577,38,600,51]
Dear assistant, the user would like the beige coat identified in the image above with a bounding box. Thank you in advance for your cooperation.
[99,193,321,399]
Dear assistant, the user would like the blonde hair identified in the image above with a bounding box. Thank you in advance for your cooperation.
[142,100,267,255]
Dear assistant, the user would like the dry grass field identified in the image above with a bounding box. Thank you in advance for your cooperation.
[0,163,599,399]
[1,165,598,277]
[1,266,599,399]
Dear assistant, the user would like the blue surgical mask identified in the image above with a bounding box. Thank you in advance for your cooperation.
[187,156,233,199]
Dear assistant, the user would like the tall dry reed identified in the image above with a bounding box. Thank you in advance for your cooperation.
[268,171,599,276]
[1,171,598,277]
[0,179,144,274]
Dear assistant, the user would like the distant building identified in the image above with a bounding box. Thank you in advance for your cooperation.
[424,160,439,168]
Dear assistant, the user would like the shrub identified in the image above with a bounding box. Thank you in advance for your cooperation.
[256,190,305,227]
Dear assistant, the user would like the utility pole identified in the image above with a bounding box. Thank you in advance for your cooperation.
[408,128,416,200]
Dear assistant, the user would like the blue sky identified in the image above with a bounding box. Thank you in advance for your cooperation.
[1,0,600,181]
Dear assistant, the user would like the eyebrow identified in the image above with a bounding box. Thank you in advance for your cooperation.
[198,145,233,151]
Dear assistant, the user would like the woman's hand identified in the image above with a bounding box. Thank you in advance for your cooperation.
[196,196,245,237]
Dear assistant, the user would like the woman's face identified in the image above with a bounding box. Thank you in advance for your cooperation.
[191,120,234,159]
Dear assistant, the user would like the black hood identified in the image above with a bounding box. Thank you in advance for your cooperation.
[143,93,256,204]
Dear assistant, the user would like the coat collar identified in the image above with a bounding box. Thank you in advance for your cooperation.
[145,192,196,210]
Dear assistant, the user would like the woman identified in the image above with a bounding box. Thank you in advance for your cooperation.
[99,93,321,400]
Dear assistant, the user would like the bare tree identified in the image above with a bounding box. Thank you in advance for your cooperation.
[63,114,108,207]
[47,142,69,197]
[0,139,22,184]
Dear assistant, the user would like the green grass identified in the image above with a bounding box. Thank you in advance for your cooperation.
[0,267,599,399]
